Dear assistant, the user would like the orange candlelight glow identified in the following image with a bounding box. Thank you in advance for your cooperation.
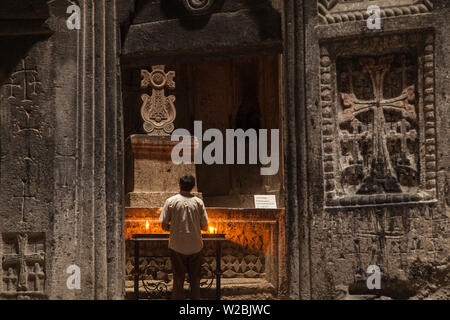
[208,226,217,234]
[126,208,285,254]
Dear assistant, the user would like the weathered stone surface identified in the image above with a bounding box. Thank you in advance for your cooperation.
[302,0,449,300]
[1,0,125,300]
[122,6,282,60]
[0,0,447,301]
[130,0,283,25]
[125,135,200,207]
[0,34,53,300]
[320,33,437,207]
[317,0,434,24]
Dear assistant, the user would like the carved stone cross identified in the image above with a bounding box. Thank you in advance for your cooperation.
[140,65,176,136]
[3,268,18,292]
[28,263,45,292]
[2,234,45,292]
[5,59,40,103]
[339,55,418,194]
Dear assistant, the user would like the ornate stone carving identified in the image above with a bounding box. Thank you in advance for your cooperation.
[126,241,266,281]
[320,33,436,207]
[1,233,45,298]
[318,0,433,24]
[179,0,215,15]
[140,65,176,136]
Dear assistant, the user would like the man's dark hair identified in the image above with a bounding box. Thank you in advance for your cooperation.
[179,174,195,192]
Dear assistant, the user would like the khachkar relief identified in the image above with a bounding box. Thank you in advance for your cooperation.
[1,233,45,299]
[140,65,176,136]
[320,33,436,207]
[318,0,433,24]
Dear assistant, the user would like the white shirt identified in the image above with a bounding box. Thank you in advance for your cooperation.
[159,192,209,255]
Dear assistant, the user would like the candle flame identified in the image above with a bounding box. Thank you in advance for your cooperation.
[145,220,149,231]
[208,226,217,234]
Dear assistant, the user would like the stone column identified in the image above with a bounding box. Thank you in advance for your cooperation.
[51,0,125,299]
[79,0,124,300]
[283,0,312,299]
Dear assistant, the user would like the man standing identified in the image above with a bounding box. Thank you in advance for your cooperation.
[159,174,209,299]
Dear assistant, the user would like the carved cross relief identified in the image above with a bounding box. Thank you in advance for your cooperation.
[140,65,176,136]
[320,33,437,207]
[5,59,40,103]
[338,54,418,195]
[2,233,45,294]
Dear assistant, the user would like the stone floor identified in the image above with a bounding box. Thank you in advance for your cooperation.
[125,278,277,300]
[125,275,450,300]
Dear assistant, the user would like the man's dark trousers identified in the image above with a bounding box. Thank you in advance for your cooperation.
[170,249,203,299]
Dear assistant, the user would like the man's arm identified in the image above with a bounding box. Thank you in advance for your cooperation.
[159,200,171,232]
[199,201,209,232]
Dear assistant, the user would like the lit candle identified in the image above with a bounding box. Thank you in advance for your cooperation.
[208,226,217,234]
[145,220,149,232]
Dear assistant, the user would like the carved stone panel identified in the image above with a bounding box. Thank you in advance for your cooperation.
[1,233,45,299]
[140,65,176,136]
[320,33,436,207]
[318,0,433,24]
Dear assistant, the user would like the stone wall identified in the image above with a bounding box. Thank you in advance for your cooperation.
[310,205,447,299]
[0,0,448,300]
[0,35,54,299]
[1,1,125,299]
[297,0,450,299]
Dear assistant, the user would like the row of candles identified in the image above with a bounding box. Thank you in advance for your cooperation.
[145,220,218,234]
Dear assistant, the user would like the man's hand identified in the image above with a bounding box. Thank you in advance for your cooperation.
[162,222,170,232]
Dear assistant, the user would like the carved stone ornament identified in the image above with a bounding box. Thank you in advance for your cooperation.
[1,233,46,298]
[140,65,176,136]
[318,0,433,24]
[320,33,437,207]
[180,0,215,15]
